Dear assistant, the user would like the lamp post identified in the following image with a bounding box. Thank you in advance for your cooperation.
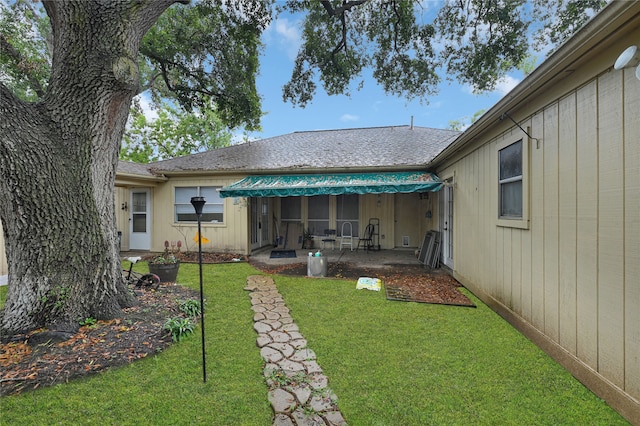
[190,196,207,383]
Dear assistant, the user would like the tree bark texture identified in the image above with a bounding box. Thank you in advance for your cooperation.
[0,0,176,337]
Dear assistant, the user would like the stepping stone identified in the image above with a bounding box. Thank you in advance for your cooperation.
[290,338,308,349]
[309,374,328,390]
[291,348,316,362]
[309,394,335,412]
[261,346,283,363]
[291,409,325,426]
[323,411,347,426]
[254,321,272,334]
[278,359,305,375]
[268,388,296,413]
[268,342,295,358]
[281,323,299,332]
[264,311,281,320]
[256,334,271,348]
[290,385,312,405]
[253,312,265,321]
[273,414,294,426]
[269,331,291,343]
[303,360,323,374]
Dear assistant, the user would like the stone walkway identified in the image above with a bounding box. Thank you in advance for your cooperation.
[245,275,347,426]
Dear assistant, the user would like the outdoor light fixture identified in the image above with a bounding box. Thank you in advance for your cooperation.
[614,45,640,81]
[190,196,207,383]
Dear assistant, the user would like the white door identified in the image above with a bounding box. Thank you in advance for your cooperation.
[129,189,151,250]
[441,182,454,268]
[251,197,271,250]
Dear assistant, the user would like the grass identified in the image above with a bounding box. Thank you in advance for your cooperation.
[0,263,629,425]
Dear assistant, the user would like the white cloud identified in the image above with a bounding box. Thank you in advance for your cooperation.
[340,114,359,122]
[274,18,302,61]
[494,75,520,95]
[135,93,159,121]
[461,74,521,96]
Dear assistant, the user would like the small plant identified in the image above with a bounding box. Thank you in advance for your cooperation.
[178,299,201,318]
[79,317,98,328]
[163,317,195,342]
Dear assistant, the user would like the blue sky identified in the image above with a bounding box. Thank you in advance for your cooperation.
[250,7,524,140]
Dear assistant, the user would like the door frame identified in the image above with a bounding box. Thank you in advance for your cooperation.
[129,188,151,250]
[440,178,454,269]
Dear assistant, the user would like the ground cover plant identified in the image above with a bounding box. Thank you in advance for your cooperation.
[0,262,628,425]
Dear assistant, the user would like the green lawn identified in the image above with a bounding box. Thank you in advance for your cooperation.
[0,263,628,425]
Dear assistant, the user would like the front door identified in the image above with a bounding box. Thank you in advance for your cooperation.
[129,189,151,250]
[251,197,270,250]
[441,181,454,268]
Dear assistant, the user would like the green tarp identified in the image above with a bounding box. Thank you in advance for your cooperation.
[219,171,443,198]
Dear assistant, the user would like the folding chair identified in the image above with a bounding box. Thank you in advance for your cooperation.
[340,222,353,251]
[321,229,337,250]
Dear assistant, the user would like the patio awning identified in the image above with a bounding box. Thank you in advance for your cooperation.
[219,171,443,198]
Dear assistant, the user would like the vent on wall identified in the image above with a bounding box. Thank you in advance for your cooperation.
[402,236,410,247]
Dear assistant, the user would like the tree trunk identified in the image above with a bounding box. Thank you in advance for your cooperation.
[0,0,176,338]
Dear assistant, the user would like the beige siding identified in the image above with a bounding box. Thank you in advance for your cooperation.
[623,67,640,400]
[439,66,640,404]
[114,186,130,251]
[152,176,250,254]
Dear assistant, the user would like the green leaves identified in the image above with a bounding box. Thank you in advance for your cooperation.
[120,100,232,163]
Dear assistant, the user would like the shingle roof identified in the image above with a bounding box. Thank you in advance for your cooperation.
[117,160,157,177]
[147,126,460,174]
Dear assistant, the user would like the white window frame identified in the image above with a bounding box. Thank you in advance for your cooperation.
[496,136,529,229]
[175,186,224,223]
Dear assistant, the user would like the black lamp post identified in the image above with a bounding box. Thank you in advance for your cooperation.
[190,196,207,383]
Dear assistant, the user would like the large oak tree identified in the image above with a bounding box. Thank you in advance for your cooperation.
[0,0,604,338]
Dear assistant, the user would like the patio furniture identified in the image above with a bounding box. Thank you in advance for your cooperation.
[340,222,353,251]
[357,224,375,251]
[322,229,337,250]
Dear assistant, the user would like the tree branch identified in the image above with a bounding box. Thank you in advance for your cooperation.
[0,34,46,98]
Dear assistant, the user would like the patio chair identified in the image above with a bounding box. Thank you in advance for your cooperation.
[340,222,353,251]
[356,224,375,251]
[322,229,337,250]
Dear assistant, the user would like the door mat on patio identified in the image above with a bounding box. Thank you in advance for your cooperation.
[384,276,476,307]
[270,250,297,259]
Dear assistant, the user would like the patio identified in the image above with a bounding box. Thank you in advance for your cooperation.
[249,247,422,269]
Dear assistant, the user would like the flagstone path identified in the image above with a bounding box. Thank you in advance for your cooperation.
[245,275,347,426]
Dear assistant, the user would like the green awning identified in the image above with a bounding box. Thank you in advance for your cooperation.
[219,171,443,198]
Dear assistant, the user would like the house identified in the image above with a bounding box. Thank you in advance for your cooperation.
[0,1,638,422]
[427,1,639,422]
[114,125,459,254]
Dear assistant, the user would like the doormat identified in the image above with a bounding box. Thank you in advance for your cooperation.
[384,276,476,307]
[270,250,297,259]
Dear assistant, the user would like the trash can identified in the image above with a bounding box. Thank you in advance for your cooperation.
[307,255,328,277]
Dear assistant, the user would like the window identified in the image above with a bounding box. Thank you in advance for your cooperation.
[337,194,359,237]
[497,137,528,229]
[307,195,329,236]
[175,186,223,223]
[499,140,523,218]
[280,197,301,222]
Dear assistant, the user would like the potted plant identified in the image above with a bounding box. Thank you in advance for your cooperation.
[302,229,314,249]
[148,241,180,283]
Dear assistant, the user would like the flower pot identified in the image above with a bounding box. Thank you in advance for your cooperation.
[148,262,180,283]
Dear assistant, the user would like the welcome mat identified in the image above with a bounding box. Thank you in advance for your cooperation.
[270,250,297,259]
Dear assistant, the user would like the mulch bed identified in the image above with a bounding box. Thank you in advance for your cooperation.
[248,260,475,307]
[0,284,199,396]
[1,253,472,396]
